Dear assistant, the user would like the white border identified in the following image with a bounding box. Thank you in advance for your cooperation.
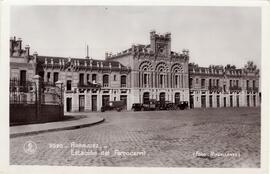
[0,1,269,174]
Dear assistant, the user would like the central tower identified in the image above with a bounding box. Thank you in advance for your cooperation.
[150,30,171,57]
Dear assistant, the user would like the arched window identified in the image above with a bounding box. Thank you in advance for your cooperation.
[139,61,153,88]
[171,63,183,89]
[103,74,109,87]
[160,74,164,87]
[143,74,148,86]
[175,75,178,88]
[120,75,126,88]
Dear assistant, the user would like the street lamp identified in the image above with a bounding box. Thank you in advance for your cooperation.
[55,80,63,105]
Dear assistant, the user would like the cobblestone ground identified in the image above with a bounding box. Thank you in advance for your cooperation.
[10,107,260,167]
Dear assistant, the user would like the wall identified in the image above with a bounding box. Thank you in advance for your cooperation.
[40,104,64,122]
[10,104,37,124]
[10,104,63,125]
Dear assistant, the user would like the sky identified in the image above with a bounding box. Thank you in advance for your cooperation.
[10,6,261,68]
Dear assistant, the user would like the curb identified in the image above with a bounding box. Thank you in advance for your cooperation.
[10,118,105,138]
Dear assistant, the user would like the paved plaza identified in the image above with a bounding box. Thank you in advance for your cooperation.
[10,107,260,167]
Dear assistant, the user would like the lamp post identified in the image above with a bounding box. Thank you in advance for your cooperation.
[55,80,63,105]
[55,80,64,120]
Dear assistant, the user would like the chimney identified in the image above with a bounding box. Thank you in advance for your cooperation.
[105,52,109,60]
[182,49,189,56]
[132,44,135,52]
[33,51,38,58]
[25,45,30,57]
[10,37,15,55]
[165,32,171,39]
[150,30,156,38]
[17,38,22,50]
[33,51,38,63]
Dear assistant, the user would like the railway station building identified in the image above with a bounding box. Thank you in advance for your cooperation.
[9,31,260,112]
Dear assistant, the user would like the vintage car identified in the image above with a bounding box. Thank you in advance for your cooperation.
[156,101,176,110]
[131,100,189,112]
[101,100,125,112]
[155,101,165,110]
[141,99,157,111]
[165,102,177,110]
[177,101,189,110]
[131,103,142,111]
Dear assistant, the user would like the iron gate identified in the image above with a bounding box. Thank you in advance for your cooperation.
[9,79,37,104]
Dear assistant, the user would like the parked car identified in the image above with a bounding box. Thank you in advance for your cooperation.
[132,103,142,111]
[165,102,177,110]
[155,101,165,110]
[157,101,177,110]
[131,100,189,112]
[177,101,189,110]
[101,100,125,112]
[142,99,157,111]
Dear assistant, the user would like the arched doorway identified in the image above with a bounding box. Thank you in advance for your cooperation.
[175,93,180,104]
[143,92,150,104]
[159,92,166,105]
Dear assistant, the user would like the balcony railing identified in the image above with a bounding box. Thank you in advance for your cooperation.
[247,87,259,92]
[201,85,207,89]
[77,82,101,89]
[65,90,74,93]
[208,86,223,92]
[121,84,127,88]
[103,83,109,87]
[229,86,242,91]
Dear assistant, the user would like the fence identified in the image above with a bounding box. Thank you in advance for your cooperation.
[41,81,63,105]
[10,76,64,125]
[9,79,37,104]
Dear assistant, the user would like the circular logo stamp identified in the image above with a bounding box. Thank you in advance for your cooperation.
[23,140,37,154]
